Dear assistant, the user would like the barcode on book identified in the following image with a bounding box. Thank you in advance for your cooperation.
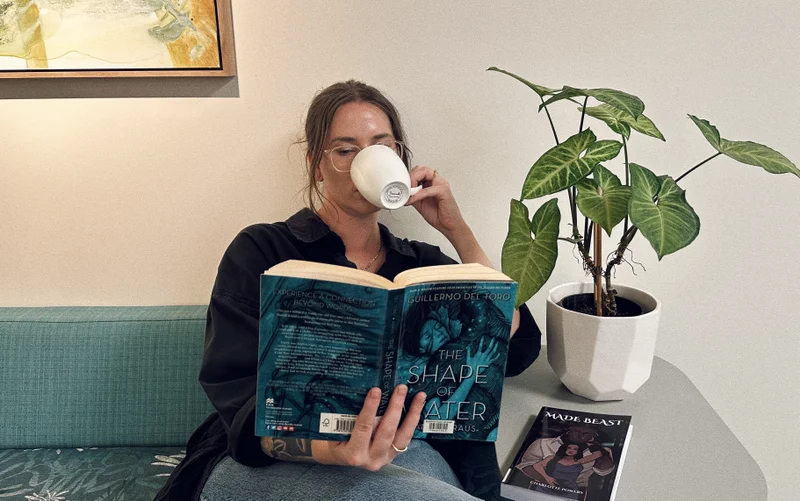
[423,420,455,434]
[319,413,357,434]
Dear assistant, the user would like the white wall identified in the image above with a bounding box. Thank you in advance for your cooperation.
[2,1,798,499]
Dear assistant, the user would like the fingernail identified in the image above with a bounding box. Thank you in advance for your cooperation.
[397,384,408,396]
[370,388,381,398]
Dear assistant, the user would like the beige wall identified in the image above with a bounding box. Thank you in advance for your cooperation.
[2,1,799,499]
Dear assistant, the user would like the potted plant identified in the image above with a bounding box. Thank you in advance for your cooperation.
[488,67,799,400]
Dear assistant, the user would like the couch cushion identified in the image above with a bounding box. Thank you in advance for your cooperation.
[0,446,183,501]
[0,306,214,448]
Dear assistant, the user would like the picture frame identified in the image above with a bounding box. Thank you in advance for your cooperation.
[0,0,236,78]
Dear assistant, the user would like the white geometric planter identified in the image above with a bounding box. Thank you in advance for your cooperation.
[546,282,661,401]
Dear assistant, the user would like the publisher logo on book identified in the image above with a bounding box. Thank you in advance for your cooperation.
[266,398,274,407]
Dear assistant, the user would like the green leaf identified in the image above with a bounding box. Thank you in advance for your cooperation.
[626,112,665,141]
[585,139,624,164]
[582,104,665,141]
[576,165,631,235]
[541,86,645,119]
[689,116,799,178]
[581,105,631,138]
[719,138,800,178]
[628,163,700,260]
[538,86,584,109]
[688,115,721,151]
[521,130,622,200]
[501,199,560,307]
[486,67,557,98]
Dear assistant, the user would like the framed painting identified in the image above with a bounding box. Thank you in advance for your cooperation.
[0,0,235,78]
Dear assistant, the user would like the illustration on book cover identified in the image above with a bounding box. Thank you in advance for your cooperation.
[502,407,632,501]
[396,281,514,440]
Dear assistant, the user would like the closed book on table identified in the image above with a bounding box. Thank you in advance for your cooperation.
[502,406,632,501]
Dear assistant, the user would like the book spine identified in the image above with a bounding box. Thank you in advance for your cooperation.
[377,289,404,415]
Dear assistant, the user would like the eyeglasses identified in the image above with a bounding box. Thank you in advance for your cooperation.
[323,139,405,173]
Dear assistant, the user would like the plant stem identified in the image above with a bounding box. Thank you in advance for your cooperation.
[603,268,618,316]
[602,222,640,315]
[583,218,592,251]
[579,96,589,134]
[606,225,639,280]
[593,222,603,316]
[622,134,630,234]
[570,187,579,240]
[539,96,560,145]
[605,226,639,317]
[567,187,581,241]
[584,217,590,246]
[675,152,723,184]
[577,96,591,254]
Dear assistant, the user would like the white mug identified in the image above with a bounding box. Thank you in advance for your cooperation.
[350,144,422,210]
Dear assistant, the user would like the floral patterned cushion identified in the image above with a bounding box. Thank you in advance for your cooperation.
[0,447,184,501]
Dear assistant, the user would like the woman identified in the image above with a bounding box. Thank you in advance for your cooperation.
[155,80,541,501]
[532,442,596,491]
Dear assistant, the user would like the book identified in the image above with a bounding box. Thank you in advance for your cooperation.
[501,407,632,501]
[255,260,517,442]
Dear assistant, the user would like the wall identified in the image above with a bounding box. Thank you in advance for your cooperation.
[2,1,798,499]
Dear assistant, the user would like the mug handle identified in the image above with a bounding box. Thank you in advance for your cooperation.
[409,186,422,196]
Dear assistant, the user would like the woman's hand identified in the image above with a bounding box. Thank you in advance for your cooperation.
[466,337,500,367]
[406,166,467,239]
[311,385,426,471]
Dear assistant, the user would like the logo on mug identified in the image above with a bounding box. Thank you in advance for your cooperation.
[384,183,405,204]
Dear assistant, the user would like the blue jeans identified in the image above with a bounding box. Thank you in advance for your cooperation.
[200,439,479,501]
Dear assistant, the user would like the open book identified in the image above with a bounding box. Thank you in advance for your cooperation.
[256,260,518,442]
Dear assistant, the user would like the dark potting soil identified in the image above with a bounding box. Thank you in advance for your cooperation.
[559,293,644,317]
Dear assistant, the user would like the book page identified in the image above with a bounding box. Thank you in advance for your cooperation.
[264,260,394,289]
[393,263,511,288]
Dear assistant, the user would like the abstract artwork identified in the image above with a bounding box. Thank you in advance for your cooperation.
[0,0,235,78]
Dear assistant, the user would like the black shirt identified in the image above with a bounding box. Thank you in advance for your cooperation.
[155,208,541,501]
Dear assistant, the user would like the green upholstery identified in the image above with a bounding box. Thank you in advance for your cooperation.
[0,446,186,500]
[0,306,213,448]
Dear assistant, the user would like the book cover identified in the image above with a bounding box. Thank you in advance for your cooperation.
[394,281,515,441]
[256,276,389,440]
[501,407,632,501]
[255,263,517,442]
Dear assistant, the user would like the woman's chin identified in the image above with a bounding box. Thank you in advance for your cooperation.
[354,194,382,213]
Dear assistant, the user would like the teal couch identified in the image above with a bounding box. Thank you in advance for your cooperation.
[0,306,212,501]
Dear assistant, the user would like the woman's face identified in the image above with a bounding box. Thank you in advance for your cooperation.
[419,318,450,354]
[565,444,580,457]
[317,101,396,216]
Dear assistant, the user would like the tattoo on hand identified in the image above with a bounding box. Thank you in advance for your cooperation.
[261,437,315,463]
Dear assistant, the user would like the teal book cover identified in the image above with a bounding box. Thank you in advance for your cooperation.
[256,275,390,440]
[396,281,516,441]
[256,273,517,442]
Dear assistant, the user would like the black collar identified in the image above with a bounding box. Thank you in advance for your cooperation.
[285,208,416,259]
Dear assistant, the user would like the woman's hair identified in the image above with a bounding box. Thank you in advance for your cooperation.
[300,80,412,212]
[544,442,585,477]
